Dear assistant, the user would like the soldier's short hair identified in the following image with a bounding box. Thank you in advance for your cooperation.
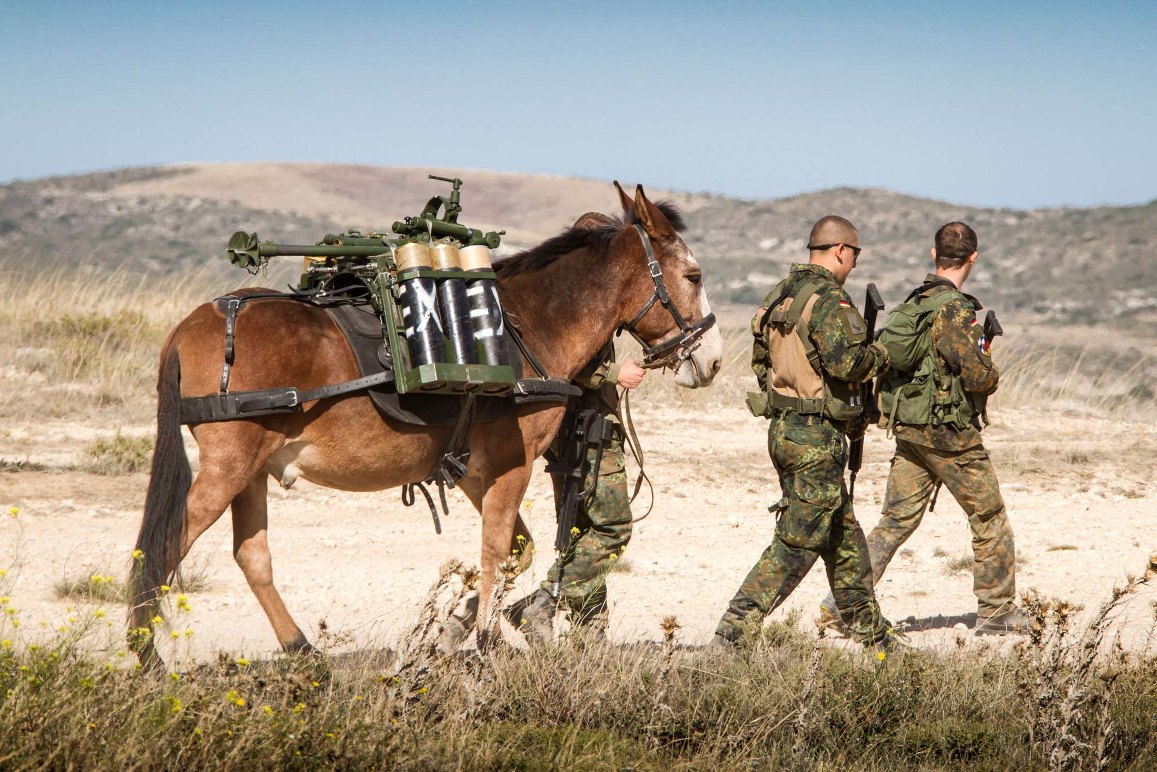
[934,222,978,268]
[808,215,858,250]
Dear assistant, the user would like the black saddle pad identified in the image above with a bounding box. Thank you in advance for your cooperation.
[324,301,516,427]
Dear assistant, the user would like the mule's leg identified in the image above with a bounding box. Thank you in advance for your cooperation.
[476,466,535,643]
[231,474,315,654]
[437,478,536,652]
[459,477,535,573]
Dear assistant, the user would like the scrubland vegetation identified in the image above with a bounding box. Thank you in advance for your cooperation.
[2,555,1156,770]
[2,265,1156,769]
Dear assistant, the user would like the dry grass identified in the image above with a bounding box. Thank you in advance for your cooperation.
[2,558,1156,769]
[0,263,261,422]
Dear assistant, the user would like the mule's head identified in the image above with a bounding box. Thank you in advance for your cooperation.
[613,182,722,388]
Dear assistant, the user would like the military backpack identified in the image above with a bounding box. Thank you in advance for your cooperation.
[877,286,977,430]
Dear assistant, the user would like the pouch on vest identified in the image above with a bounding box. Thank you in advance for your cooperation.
[746,390,771,418]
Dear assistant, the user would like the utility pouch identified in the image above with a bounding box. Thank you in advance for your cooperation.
[746,391,771,418]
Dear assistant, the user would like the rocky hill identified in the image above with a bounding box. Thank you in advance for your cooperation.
[1,163,1153,329]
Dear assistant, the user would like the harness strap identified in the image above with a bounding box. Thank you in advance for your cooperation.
[619,224,716,371]
[504,313,551,379]
[785,279,826,373]
[511,378,582,404]
[218,296,241,394]
[401,482,442,535]
[180,370,397,424]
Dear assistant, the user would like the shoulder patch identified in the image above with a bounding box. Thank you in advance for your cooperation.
[838,305,868,342]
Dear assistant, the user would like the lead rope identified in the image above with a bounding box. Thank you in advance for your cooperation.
[617,388,656,524]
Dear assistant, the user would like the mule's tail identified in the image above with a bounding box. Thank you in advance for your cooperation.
[129,345,191,641]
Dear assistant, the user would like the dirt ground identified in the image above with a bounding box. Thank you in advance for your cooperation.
[2,393,1156,666]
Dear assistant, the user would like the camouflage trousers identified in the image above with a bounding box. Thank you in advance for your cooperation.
[716,412,891,645]
[543,435,632,626]
[821,439,1015,617]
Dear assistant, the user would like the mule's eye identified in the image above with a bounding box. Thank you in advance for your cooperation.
[687,273,702,286]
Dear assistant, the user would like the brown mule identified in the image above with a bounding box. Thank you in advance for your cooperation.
[129,183,723,666]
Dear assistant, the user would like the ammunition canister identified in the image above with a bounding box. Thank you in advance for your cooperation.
[395,242,444,367]
[459,245,510,366]
[430,242,477,366]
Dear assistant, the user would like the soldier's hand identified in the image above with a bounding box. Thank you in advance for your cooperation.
[617,359,646,389]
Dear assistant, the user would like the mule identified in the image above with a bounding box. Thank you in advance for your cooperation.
[129,183,723,664]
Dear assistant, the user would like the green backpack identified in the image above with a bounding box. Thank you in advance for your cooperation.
[877,289,974,430]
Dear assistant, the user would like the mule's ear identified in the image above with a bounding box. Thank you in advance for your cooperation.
[635,184,675,240]
[614,180,637,220]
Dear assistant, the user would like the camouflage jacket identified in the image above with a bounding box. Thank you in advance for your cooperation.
[751,263,888,391]
[893,274,1000,451]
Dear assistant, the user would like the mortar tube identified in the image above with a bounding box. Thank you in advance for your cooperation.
[459,244,511,366]
[430,242,477,365]
[395,242,445,366]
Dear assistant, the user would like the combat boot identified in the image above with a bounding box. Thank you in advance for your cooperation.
[816,603,850,637]
[708,634,737,651]
[562,595,609,646]
[871,627,911,663]
[975,606,1033,636]
[506,588,556,644]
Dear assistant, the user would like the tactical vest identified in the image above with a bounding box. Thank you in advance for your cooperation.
[877,287,977,430]
[759,278,864,421]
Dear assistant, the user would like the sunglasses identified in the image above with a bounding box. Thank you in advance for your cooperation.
[807,242,862,258]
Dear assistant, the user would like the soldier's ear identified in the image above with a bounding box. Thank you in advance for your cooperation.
[967,251,978,265]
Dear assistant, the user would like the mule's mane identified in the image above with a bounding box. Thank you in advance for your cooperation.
[493,201,686,278]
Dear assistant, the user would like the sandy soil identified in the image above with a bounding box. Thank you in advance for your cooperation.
[2,399,1155,665]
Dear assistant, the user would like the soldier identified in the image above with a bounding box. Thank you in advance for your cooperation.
[714,215,899,652]
[817,221,1029,635]
[510,211,645,641]
[512,343,643,639]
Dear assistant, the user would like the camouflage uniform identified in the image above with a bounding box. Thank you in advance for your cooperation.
[542,342,632,627]
[717,264,893,645]
[820,275,1017,618]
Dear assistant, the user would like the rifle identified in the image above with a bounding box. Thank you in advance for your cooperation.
[848,283,884,499]
[544,407,616,595]
[929,310,1002,512]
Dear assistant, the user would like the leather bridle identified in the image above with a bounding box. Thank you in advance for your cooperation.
[618,224,716,372]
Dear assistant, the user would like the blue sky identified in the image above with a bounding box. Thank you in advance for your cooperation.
[1,0,1154,208]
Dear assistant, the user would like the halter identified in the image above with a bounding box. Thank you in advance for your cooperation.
[619,224,717,371]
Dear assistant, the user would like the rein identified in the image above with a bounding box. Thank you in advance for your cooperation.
[618,224,716,371]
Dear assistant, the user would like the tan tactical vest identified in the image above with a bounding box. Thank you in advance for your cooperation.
[762,279,863,421]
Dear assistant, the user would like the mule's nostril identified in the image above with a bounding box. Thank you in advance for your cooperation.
[710,359,722,376]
